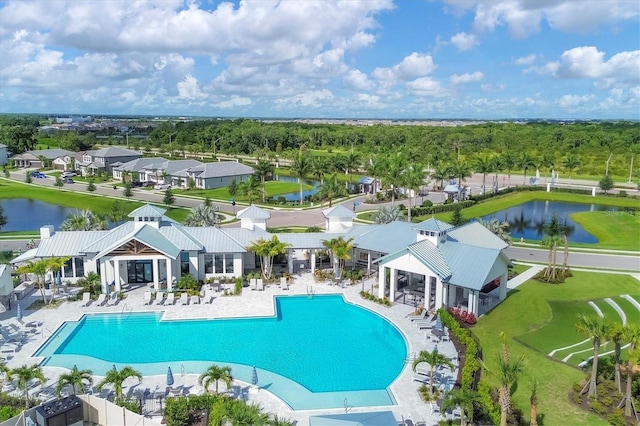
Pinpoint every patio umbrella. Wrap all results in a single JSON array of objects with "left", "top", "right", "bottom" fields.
[
  {"left": 251, "top": 366, "right": 258, "bottom": 387},
  {"left": 16, "top": 303, "right": 23, "bottom": 322},
  {"left": 434, "top": 314, "right": 443, "bottom": 331},
  {"left": 166, "top": 367, "right": 174, "bottom": 387}
]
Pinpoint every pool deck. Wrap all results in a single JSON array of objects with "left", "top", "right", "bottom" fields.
[{"left": 0, "top": 274, "right": 459, "bottom": 426}]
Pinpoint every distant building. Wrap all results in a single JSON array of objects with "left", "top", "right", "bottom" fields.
[
  {"left": 0, "top": 144, "right": 7, "bottom": 166},
  {"left": 75, "top": 147, "right": 143, "bottom": 176},
  {"left": 10, "top": 148, "right": 75, "bottom": 169}
]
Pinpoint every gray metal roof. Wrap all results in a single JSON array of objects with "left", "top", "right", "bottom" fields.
[
  {"left": 447, "top": 221, "right": 509, "bottom": 250},
  {"left": 37, "top": 231, "right": 110, "bottom": 257},
  {"left": 187, "top": 161, "right": 254, "bottom": 178},
  {"left": 276, "top": 232, "right": 345, "bottom": 249},
  {"left": 236, "top": 205, "right": 271, "bottom": 220},
  {"left": 92, "top": 224, "right": 181, "bottom": 259},
  {"left": 344, "top": 221, "right": 417, "bottom": 254},
  {"left": 408, "top": 239, "right": 452, "bottom": 279},
  {"left": 11, "top": 148, "right": 74, "bottom": 160},
  {"left": 323, "top": 204, "right": 356, "bottom": 218},
  {"left": 128, "top": 205, "right": 166, "bottom": 218},
  {"left": 92, "top": 147, "right": 142, "bottom": 158},
  {"left": 439, "top": 241, "right": 502, "bottom": 290},
  {"left": 10, "top": 249, "right": 38, "bottom": 264},
  {"left": 413, "top": 218, "right": 453, "bottom": 232},
  {"left": 443, "top": 184, "right": 460, "bottom": 193},
  {"left": 160, "top": 224, "right": 204, "bottom": 251},
  {"left": 185, "top": 227, "right": 249, "bottom": 253},
  {"left": 113, "top": 157, "right": 169, "bottom": 172},
  {"left": 220, "top": 228, "right": 269, "bottom": 249}
]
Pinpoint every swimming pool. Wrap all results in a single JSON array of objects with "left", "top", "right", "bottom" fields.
[{"left": 36, "top": 295, "right": 407, "bottom": 410}]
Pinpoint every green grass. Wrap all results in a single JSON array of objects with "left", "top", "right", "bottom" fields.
[
  {"left": 570, "top": 211, "right": 640, "bottom": 250},
  {"left": 616, "top": 297, "right": 640, "bottom": 323},
  {"left": 173, "top": 181, "right": 311, "bottom": 202},
  {"left": 473, "top": 271, "right": 640, "bottom": 426}
]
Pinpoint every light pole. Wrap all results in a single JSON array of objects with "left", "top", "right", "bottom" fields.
[
  {"left": 168, "top": 131, "right": 177, "bottom": 157},
  {"left": 605, "top": 153, "right": 613, "bottom": 176},
  {"left": 629, "top": 153, "right": 635, "bottom": 183},
  {"left": 212, "top": 137, "right": 222, "bottom": 158}
]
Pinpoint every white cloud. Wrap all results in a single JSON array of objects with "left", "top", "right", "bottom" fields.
[
  {"left": 480, "top": 84, "right": 506, "bottom": 93},
  {"left": 274, "top": 89, "right": 334, "bottom": 108},
  {"left": 557, "top": 94, "right": 596, "bottom": 108},
  {"left": 343, "top": 70, "right": 374, "bottom": 91},
  {"left": 450, "top": 72, "right": 484, "bottom": 85},
  {"left": 514, "top": 54, "right": 536, "bottom": 65},
  {"left": 450, "top": 32, "right": 478, "bottom": 51},
  {"left": 215, "top": 96, "right": 252, "bottom": 109},
  {"left": 372, "top": 52, "right": 436, "bottom": 83},
  {"left": 406, "top": 77, "right": 448, "bottom": 97}
]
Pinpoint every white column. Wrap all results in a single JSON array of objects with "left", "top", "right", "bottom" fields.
[
  {"left": 435, "top": 278, "right": 444, "bottom": 310},
  {"left": 441, "top": 284, "right": 448, "bottom": 310},
  {"left": 288, "top": 251, "right": 294, "bottom": 274},
  {"left": 366, "top": 252, "right": 371, "bottom": 275},
  {"left": 310, "top": 251, "right": 316, "bottom": 274},
  {"left": 99, "top": 259, "right": 108, "bottom": 293},
  {"left": 378, "top": 266, "right": 386, "bottom": 299},
  {"left": 472, "top": 290, "right": 480, "bottom": 316},
  {"left": 114, "top": 260, "right": 121, "bottom": 292},
  {"left": 467, "top": 291, "right": 475, "bottom": 313},
  {"left": 152, "top": 259, "right": 159, "bottom": 290},
  {"left": 389, "top": 268, "right": 397, "bottom": 302},
  {"left": 448, "top": 284, "right": 457, "bottom": 306},
  {"left": 167, "top": 259, "right": 173, "bottom": 291},
  {"left": 499, "top": 272, "right": 508, "bottom": 300}
]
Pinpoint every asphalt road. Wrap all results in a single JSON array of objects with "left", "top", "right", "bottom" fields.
[{"left": 505, "top": 247, "right": 640, "bottom": 271}]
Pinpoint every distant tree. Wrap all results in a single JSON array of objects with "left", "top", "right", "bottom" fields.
[
  {"left": 373, "top": 205, "right": 406, "bottom": 224},
  {"left": 187, "top": 177, "right": 196, "bottom": 191},
  {"left": 184, "top": 204, "right": 221, "bottom": 227},
  {"left": 204, "top": 196, "right": 212, "bottom": 207},
  {"left": 254, "top": 158, "right": 275, "bottom": 203},
  {"left": 54, "top": 176, "right": 63, "bottom": 189},
  {"left": 123, "top": 183, "right": 133, "bottom": 200},
  {"left": 401, "top": 163, "right": 426, "bottom": 221},
  {"left": 344, "top": 151, "right": 361, "bottom": 184},
  {"left": 479, "top": 218, "right": 512, "bottom": 244},
  {"left": 518, "top": 152, "right": 537, "bottom": 185},
  {"left": 474, "top": 155, "right": 493, "bottom": 194},
  {"left": 163, "top": 188, "right": 175, "bottom": 207},
  {"left": 109, "top": 200, "right": 127, "bottom": 225},
  {"left": 291, "top": 146, "right": 313, "bottom": 205},
  {"left": 599, "top": 174, "right": 614, "bottom": 193},
  {"left": 25, "top": 173, "right": 32, "bottom": 184},
  {"left": 61, "top": 209, "right": 108, "bottom": 231},
  {"left": 562, "top": 153, "right": 581, "bottom": 186},
  {"left": 228, "top": 179, "right": 238, "bottom": 198},
  {"left": 87, "top": 180, "right": 96, "bottom": 192},
  {"left": 0, "top": 203, "right": 7, "bottom": 231},
  {"left": 450, "top": 204, "right": 465, "bottom": 226},
  {"left": 238, "top": 175, "right": 262, "bottom": 205},
  {"left": 4, "top": 167, "right": 10, "bottom": 178},
  {"left": 315, "top": 174, "right": 347, "bottom": 207},
  {"left": 248, "top": 236, "right": 291, "bottom": 280}
]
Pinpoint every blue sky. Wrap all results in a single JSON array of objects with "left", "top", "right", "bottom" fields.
[{"left": 0, "top": 0, "right": 638, "bottom": 119}]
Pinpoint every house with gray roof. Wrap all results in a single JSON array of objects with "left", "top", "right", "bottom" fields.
[
  {"left": 76, "top": 147, "right": 142, "bottom": 176},
  {"left": 0, "top": 144, "right": 7, "bottom": 166},
  {"left": 184, "top": 161, "right": 254, "bottom": 190},
  {"left": 10, "top": 149, "right": 75, "bottom": 169},
  {"left": 10, "top": 205, "right": 509, "bottom": 317}
]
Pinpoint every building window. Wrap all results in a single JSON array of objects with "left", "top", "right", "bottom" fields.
[
  {"left": 63, "top": 259, "right": 73, "bottom": 278},
  {"left": 225, "top": 254, "right": 234, "bottom": 274},
  {"left": 204, "top": 255, "right": 213, "bottom": 274},
  {"left": 214, "top": 254, "right": 224, "bottom": 274},
  {"left": 180, "top": 252, "right": 190, "bottom": 275},
  {"left": 74, "top": 258, "right": 84, "bottom": 277}
]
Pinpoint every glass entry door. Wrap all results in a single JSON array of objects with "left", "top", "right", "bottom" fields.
[{"left": 127, "top": 260, "right": 153, "bottom": 283}]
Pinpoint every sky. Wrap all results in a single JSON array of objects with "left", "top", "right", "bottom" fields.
[{"left": 0, "top": 0, "right": 638, "bottom": 120}]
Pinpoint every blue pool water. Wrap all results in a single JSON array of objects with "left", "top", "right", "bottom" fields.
[{"left": 37, "top": 295, "right": 406, "bottom": 409}]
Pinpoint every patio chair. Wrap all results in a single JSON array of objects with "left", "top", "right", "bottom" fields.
[
  {"left": 408, "top": 309, "right": 428, "bottom": 321},
  {"left": 108, "top": 292, "right": 119, "bottom": 306},
  {"left": 165, "top": 293, "right": 175, "bottom": 305},
  {"left": 257, "top": 279, "right": 264, "bottom": 291},
  {"left": 280, "top": 277, "right": 288, "bottom": 290},
  {"left": 143, "top": 291, "right": 152, "bottom": 305},
  {"left": 190, "top": 295, "right": 200, "bottom": 305},
  {"left": 250, "top": 278, "right": 257, "bottom": 290},
  {"left": 179, "top": 293, "right": 188, "bottom": 305},
  {"left": 412, "top": 373, "right": 431, "bottom": 384},
  {"left": 155, "top": 291, "right": 165, "bottom": 305},
  {"left": 203, "top": 289, "right": 213, "bottom": 304},
  {"left": 95, "top": 293, "right": 107, "bottom": 306},
  {"left": 80, "top": 292, "right": 91, "bottom": 307}
]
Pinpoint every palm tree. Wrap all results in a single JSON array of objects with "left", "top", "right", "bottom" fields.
[
  {"left": 412, "top": 349, "right": 454, "bottom": 398},
  {"left": 17, "top": 259, "right": 50, "bottom": 304},
  {"left": 442, "top": 388, "right": 480, "bottom": 426},
  {"left": 315, "top": 174, "right": 347, "bottom": 207},
  {"left": 46, "top": 256, "right": 70, "bottom": 295},
  {"left": 448, "top": 159, "right": 472, "bottom": 200},
  {"left": 269, "top": 413, "right": 295, "bottom": 426},
  {"left": 401, "top": 164, "right": 426, "bottom": 221},
  {"left": 291, "top": 146, "right": 312, "bottom": 205},
  {"left": 184, "top": 203, "right": 221, "bottom": 227},
  {"left": 606, "top": 323, "right": 626, "bottom": 392},
  {"left": 321, "top": 237, "right": 355, "bottom": 280},
  {"left": 479, "top": 218, "right": 512, "bottom": 244},
  {"left": 490, "top": 155, "right": 505, "bottom": 191},
  {"left": 474, "top": 155, "right": 494, "bottom": 194},
  {"left": 248, "top": 236, "right": 291, "bottom": 280},
  {"left": 539, "top": 151, "right": 555, "bottom": 184},
  {"left": 518, "top": 152, "right": 537, "bottom": 185},
  {"left": 310, "top": 156, "right": 327, "bottom": 184},
  {"left": 575, "top": 314, "right": 610, "bottom": 399},
  {"left": 372, "top": 205, "right": 406, "bottom": 224},
  {"left": 501, "top": 152, "right": 517, "bottom": 186},
  {"left": 529, "top": 379, "right": 539, "bottom": 426},
  {"left": 619, "top": 324, "right": 640, "bottom": 418},
  {"left": 222, "top": 399, "right": 270, "bottom": 426},
  {"left": 385, "top": 153, "right": 406, "bottom": 205},
  {"left": 495, "top": 352, "right": 526, "bottom": 426},
  {"left": 198, "top": 364, "right": 232, "bottom": 394},
  {"left": 344, "top": 151, "right": 361, "bottom": 185},
  {"left": 562, "top": 153, "right": 582, "bottom": 186},
  {"left": 238, "top": 175, "right": 262, "bottom": 205},
  {"left": 96, "top": 366, "right": 142, "bottom": 401},
  {"left": 540, "top": 213, "right": 565, "bottom": 282},
  {"left": 7, "top": 364, "right": 46, "bottom": 408},
  {"left": 60, "top": 209, "right": 109, "bottom": 231},
  {"left": 254, "top": 158, "right": 274, "bottom": 203},
  {"left": 56, "top": 365, "right": 93, "bottom": 397},
  {"left": 429, "top": 163, "right": 448, "bottom": 192},
  {"left": 365, "top": 156, "right": 388, "bottom": 194}
]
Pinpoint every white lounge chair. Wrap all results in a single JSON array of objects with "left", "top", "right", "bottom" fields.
[
  {"left": 190, "top": 295, "right": 200, "bottom": 305},
  {"left": 280, "top": 277, "right": 288, "bottom": 290},
  {"left": 179, "top": 293, "right": 188, "bottom": 305},
  {"left": 107, "top": 292, "right": 119, "bottom": 306},
  {"left": 95, "top": 293, "right": 107, "bottom": 306},
  {"left": 143, "top": 291, "right": 152, "bottom": 305},
  {"left": 408, "top": 310, "right": 428, "bottom": 321},
  {"left": 80, "top": 292, "right": 91, "bottom": 307},
  {"left": 155, "top": 291, "right": 165, "bottom": 305},
  {"left": 165, "top": 293, "right": 175, "bottom": 305},
  {"left": 203, "top": 289, "right": 213, "bottom": 304},
  {"left": 257, "top": 279, "right": 264, "bottom": 291},
  {"left": 250, "top": 278, "right": 257, "bottom": 290}
]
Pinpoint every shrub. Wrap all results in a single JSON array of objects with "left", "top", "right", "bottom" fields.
[
  {"left": 177, "top": 274, "right": 200, "bottom": 291},
  {"left": 590, "top": 401, "right": 607, "bottom": 415},
  {"left": 234, "top": 278, "right": 243, "bottom": 295},
  {"left": 422, "top": 199, "right": 433, "bottom": 207},
  {"left": 0, "top": 406, "right": 21, "bottom": 422},
  {"left": 607, "top": 408, "right": 626, "bottom": 426},
  {"left": 618, "top": 190, "right": 628, "bottom": 198}
]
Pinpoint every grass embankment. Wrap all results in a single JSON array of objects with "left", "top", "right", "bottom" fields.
[
  {"left": 473, "top": 271, "right": 640, "bottom": 426},
  {"left": 570, "top": 211, "right": 640, "bottom": 250},
  {"left": 0, "top": 180, "right": 188, "bottom": 226},
  {"left": 173, "top": 181, "right": 310, "bottom": 202}
]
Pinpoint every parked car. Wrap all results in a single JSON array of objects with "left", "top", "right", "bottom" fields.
[
  {"left": 131, "top": 181, "right": 143, "bottom": 188},
  {"left": 31, "top": 171, "right": 46, "bottom": 178},
  {"left": 61, "top": 171, "right": 77, "bottom": 178},
  {"left": 154, "top": 183, "right": 171, "bottom": 190},
  {"left": 62, "top": 177, "right": 74, "bottom": 184}
]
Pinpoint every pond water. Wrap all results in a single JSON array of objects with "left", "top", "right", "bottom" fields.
[
  {"left": 482, "top": 200, "right": 620, "bottom": 243},
  {"left": 0, "top": 199, "right": 72, "bottom": 232},
  {"left": 274, "top": 175, "right": 320, "bottom": 201}
]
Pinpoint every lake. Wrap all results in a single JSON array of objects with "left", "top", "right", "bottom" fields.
[
  {"left": 1, "top": 199, "right": 72, "bottom": 232},
  {"left": 482, "top": 200, "right": 620, "bottom": 243},
  {"left": 274, "top": 175, "right": 320, "bottom": 201}
]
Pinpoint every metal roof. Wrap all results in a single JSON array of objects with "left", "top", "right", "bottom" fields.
[
  {"left": 128, "top": 205, "right": 167, "bottom": 218},
  {"left": 93, "top": 224, "right": 181, "bottom": 259},
  {"left": 113, "top": 157, "right": 169, "bottom": 172},
  {"left": 413, "top": 218, "right": 454, "bottom": 232},
  {"left": 160, "top": 224, "right": 204, "bottom": 251},
  {"left": 187, "top": 161, "right": 254, "bottom": 178},
  {"left": 276, "top": 232, "right": 346, "bottom": 249},
  {"left": 185, "top": 227, "right": 249, "bottom": 252},
  {"left": 408, "top": 239, "right": 452, "bottom": 279},
  {"left": 443, "top": 184, "right": 460, "bottom": 193},
  {"left": 344, "top": 221, "right": 417, "bottom": 254},
  {"left": 447, "top": 221, "right": 509, "bottom": 250},
  {"left": 37, "top": 231, "right": 110, "bottom": 257},
  {"left": 323, "top": 204, "right": 356, "bottom": 218},
  {"left": 92, "top": 147, "right": 142, "bottom": 158},
  {"left": 236, "top": 205, "right": 271, "bottom": 220},
  {"left": 439, "top": 241, "right": 502, "bottom": 290},
  {"left": 10, "top": 249, "right": 38, "bottom": 264}
]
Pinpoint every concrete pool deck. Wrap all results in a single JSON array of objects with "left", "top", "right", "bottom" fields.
[{"left": 0, "top": 273, "right": 459, "bottom": 426}]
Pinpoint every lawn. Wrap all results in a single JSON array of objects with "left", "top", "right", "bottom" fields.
[
  {"left": 570, "top": 211, "right": 640, "bottom": 250},
  {"left": 173, "top": 180, "right": 311, "bottom": 202},
  {"left": 473, "top": 271, "right": 640, "bottom": 426}
]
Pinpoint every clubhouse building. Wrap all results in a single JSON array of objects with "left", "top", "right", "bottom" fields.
[{"left": 11, "top": 204, "right": 510, "bottom": 317}]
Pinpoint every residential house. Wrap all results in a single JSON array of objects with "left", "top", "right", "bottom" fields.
[
  {"left": 10, "top": 148, "right": 75, "bottom": 169},
  {"left": 0, "top": 144, "right": 7, "bottom": 166},
  {"left": 183, "top": 161, "right": 254, "bottom": 190},
  {"left": 76, "top": 147, "right": 142, "bottom": 176}
]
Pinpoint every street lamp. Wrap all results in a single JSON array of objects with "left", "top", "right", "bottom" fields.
[
  {"left": 629, "top": 152, "right": 635, "bottom": 183},
  {"left": 605, "top": 153, "right": 613, "bottom": 176},
  {"left": 212, "top": 137, "right": 222, "bottom": 158},
  {"left": 168, "top": 131, "right": 178, "bottom": 157}
]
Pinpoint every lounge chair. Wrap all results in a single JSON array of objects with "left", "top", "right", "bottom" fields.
[
  {"left": 408, "top": 309, "right": 428, "bottom": 321},
  {"left": 203, "top": 289, "right": 213, "bottom": 304},
  {"left": 257, "top": 279, "right": 264, "bottom": 291},
  {"left": 412, "top": 373, "right": 431, "bottom": 384},
  {"left": 143, "top": 291, "right": 152, "bottom": 305},
  {"left": 155, "top": 291, "right": 165, "bottom": 305},
  {"left": 80, "top": 292, "right": 91, "bottom": 307},
  {"left": 165, "top": 293, "right": 175, "bottom": 305},
  {"left": 280, "top": 277, "right": 288, "bottom": 290},
  {"left": 250, "top": 278, "right": 257, "bottom": 290},
  {"left": 95, "top": 293, "right": 107, "bottom": 306},
  {"left": 179, "top": 293, "right": 188, "bottom": 305},
  {"left": 190, "top": 295, "right": 200, "bottom": 305},
  {"left": 108, "top": 292, "right": 119, "bottom": 306}
]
